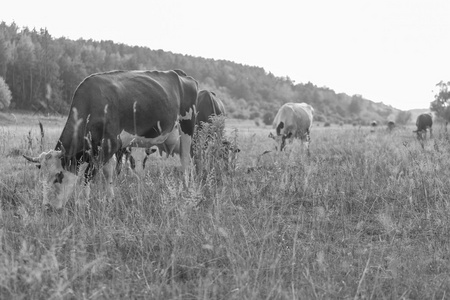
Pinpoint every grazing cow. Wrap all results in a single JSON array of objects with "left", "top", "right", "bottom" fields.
[
  {"left": 117, "top": 90, "right": 229, "bottom": 173},
  {"left": 23, "top": 70, "right": 198, "bottom": 210},
  {"left": 414, "top": 113, "right": 433, "bottom": 139},
  {"left": 387, "top": 121, "right": 395, "bottom": 131},
  {"left": 370, "top": 120, "right": 378, "bottom": 132},
  {"left": 269, "top": 102, "right": 314, "bottom": 151},
  {"left": 155, "top": 89, "right": 226, "bottom": 158},
  {"left": 196, "top": 90, "right": 225, "bottom": 127}
]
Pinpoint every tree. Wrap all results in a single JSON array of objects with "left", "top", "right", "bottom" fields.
[
  {"left": 12, "top": 34, "right": 36, "bottom": 108},
  {"left": 430, "top": 81, "right": 450, "bottom": 124},
  {"left": 0, "top": 76, "right": 12, "bottom": 109},
  {"left": 0, "top": 31, "right": 12, "bottom": 78},
  {"left": 348, "top": 95, "right": 362, "bottom": 114}
]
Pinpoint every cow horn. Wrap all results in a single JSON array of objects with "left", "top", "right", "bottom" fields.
[{"left": 23, "top": 154, "right": 40, "bottom": 163}]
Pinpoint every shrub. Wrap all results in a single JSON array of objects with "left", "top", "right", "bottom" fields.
[{"left": 262, "top": 111, "right": 273, "bottom": 125}]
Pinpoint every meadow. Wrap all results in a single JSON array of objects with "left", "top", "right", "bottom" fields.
[{"left": 1, "top": 112, "right": 450, "bottom": 299}]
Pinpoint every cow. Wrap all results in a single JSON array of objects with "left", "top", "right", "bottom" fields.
[
  {"left": 196, "top": 90, "right": 226, "bottom": 127},
  {"left": 269, "top": 102, "right": 314, "bottom": 152},
  {"left": 118, "top": 90, "right": 231, "bottom": 174},
  {"left": 414, "top": 113, "right": 433, "bottom": 139},
  {"left": 154, "top": 89, "right": 226, "bottom": 157},
  {"left": 370, "top": 120, "right": 378, "bottom": 132},
  {"left": 122, "top": 89, "right": 233, "bottom": 173},
  {"left": 387, "top": 121, "right": 395, "bottom": 131},
  {"left": 23, "top": 69, "right": 198, "bottom": 210}
]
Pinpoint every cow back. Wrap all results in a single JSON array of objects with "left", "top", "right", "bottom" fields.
[
  {"left": 57, "top": 70, "right": 198, "bottom": 166},
  {"left": 196, "top": 90, "right": 225, "bottom": 126},
  {"left": 273, "top": 102, "right": 313, "bottom": 138},
  {"left": 416, "top": 113, "right": 433, "bottom": 131}
]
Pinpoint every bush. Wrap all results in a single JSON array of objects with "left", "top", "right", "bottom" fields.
[
  {"left": 249, "top": 111, "right": 260, "bottom": 120},
  {"left": 0, "top": 77, "right": 12, "bottom": 110},
  {"left": 262, "top": 111, "right": 273, "bottom": 125},
  {"left": 233, "top": 113, "right": 247, "bottom": 120}
]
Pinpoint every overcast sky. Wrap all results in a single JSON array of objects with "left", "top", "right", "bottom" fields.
[{"left": 3, "top": 0, "right": 450, "bottom": 110}]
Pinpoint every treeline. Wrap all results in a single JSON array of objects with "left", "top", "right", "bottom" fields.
[{"left": 0, "top": 21, "right": 400, "bottom": 125}]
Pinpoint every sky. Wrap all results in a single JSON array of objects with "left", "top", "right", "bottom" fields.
[{"left": 3, "top": 0, "right": 450, "bottom": 110}]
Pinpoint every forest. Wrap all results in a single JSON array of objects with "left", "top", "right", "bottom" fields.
[{"left": 0, "top": 21, "right": 405, "bottom": 125}]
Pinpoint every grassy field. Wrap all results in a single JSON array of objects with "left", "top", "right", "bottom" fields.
[{"left": 1, "top": 112, "right": 450, "bottom": 299}]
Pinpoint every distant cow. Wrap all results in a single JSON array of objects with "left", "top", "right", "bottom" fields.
[
  {"left": 387, "top": 121, "right": 395, "bottom": 131},
  {"left": 269, "top": 102, "right": 314, "bottom": 151},
  {"left": 23, "top": 70, "right": 198, "bottom": 210},
  {"left": 414, "top": 113, "right": 433, "bottom": 139},
  {"left": 370, "top": 120, "right": 378, "bottom": 132}
]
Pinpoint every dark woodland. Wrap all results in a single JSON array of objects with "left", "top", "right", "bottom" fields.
[{"left": 0, "top": 21, "right": 403, "bottom": 125}]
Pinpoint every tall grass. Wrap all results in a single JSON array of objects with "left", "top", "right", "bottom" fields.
[{"left": 1, "top": 115, "right": 450, "bottom": 299}]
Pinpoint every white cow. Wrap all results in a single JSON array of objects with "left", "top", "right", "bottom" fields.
[{"left": 269, "top": 102, "right": 314, "bottom": 152}]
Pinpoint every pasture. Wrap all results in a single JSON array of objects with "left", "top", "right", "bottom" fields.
[{"left": 1, "top": 113, "right": 450, "bottom": 299}]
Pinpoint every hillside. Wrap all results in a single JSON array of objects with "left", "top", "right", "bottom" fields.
[{"left": 0, "top": 21, "right": 407, "bottom": 125}]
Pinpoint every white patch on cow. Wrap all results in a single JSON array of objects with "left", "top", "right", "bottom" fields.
[
  {"left": 157, "top": 121, "right": 162, "bottom": 134},
  {"left": 29, "top": 150, "right": 77, "bottom": 209},
  {"left": 102, "top": 156, "right": 116, "bottom": 200},
  {"left": 122, "top": 147, "right": 153, "bottom": 176},
  {"left": 119, "top": 129, "right": 171, "bottom": 148},
  {"left": 179, "top": 106, "right": 196, "bottom": 121},
  {"left": 162, "top": 123, "right": 180, "bottom": 157},
  {"left": 26, "top": 150, "right": 116, "bottom": 210},
  {"left": 42, "top": 170, "right": 78, "bottom": 210}
]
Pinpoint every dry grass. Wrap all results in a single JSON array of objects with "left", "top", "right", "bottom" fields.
[{"left": 1, "top": 113, "right": 450, "bottom": 299}]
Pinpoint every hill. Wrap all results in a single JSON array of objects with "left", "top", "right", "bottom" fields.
[{"left": 0, "top": 21, "right": 407, "bottom": 125}]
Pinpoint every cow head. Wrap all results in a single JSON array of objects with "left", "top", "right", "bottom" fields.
[
  {"left": 413, "top": 129, "right": 426, "bottom": 140},
  {"left": 24, "top": 150, "right": 79, "bottom": 211},
  {"left": 268, "top": 131, "right": 291, "bottom": 151}
]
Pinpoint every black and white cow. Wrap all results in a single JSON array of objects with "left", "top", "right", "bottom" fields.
[
  {"left": 24, "top": 69, "right": 198, "bottom": 210},
  {"left": 414, "top": 113, "right": 433, "bottom": 139}
]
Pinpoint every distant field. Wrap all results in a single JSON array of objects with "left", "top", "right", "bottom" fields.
[{"left": 1, "top": 112, "right": 449, "bottom": 299}]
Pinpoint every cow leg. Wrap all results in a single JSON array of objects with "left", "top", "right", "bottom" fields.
[
  {"left": 102, "top": 156, "right": 116, "bottom": 200},
  {"left": 99, "top": 132, "right": 121, "bottom": 199},
  {"left": 179, "top": 113, "right": 195, "bottom": 172},
  {"left": 75, "top": 162, "right": 91, "bottom": 206},
  {"left": 306, "top": 130, "right": 311, "bottom": 156},
  {"left": 429, "top": 127, "right": 433, "bottom": 139},
  {"left": 179, "top": 132, "right": 192, "bottom": 171}
]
